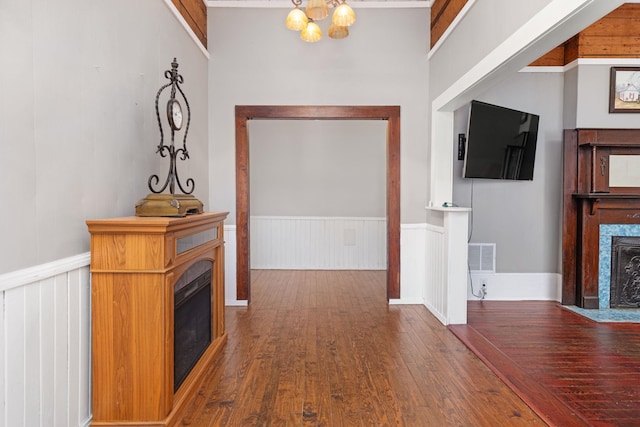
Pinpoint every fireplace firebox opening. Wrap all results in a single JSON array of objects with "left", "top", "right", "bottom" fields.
[
  {"left": 174, "top": 260, "right": 213, "bottom": 391},
  {"left": 610, "top": 236, "right": 640, "bottom": 309}
]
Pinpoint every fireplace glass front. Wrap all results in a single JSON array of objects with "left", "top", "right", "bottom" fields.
[{"left": 174, "top": 260, "right": 213, "bottom": 391}]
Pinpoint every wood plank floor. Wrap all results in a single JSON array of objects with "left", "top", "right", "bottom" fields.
[
  {"left": 450, "top": 301, "right": 640, "bottom": 427},
  {"left": 177, "top": 270, "right": 545, "bottom": 426}
]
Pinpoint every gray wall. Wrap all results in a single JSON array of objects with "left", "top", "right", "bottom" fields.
[
  {"left": 575, "top": 63, "right": 640, "bottom": 128},
  {"left": 250, "top": 120, "right": 387, "bottom": 217},
  {"left": 452, "top": 71, "right": 564, "bottom": 273},
  {"left": 563, "top": 66, "right": 579, "bottom": 129},
  {"left": 0, "top": 0, "right": 210, "bottom": 274},
  {"left": 208, "top": 8, "right": 430, "bottom": 224},
  {"left": 452, "top": 63, "right": 640, "bottom": 275},
  {"left": 563, "top": 63, "right": 640, "bottom": 129}
]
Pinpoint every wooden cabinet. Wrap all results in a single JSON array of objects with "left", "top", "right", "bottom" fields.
[{"left": 86, "top": 212, "right": 228, "bottom": 426}]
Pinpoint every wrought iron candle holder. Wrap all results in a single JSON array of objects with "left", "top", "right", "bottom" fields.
[{"left": 135, "top": 58, "right": 203, "bottom": 217}]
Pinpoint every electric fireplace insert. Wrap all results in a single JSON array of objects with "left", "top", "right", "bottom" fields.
[{"left": 174, "top": 259, "right": 213, "bottom": 391}]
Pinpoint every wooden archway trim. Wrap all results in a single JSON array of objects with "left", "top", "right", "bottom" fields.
[{"left": 235, "top": 105, "right": 401, "bottom": 301}]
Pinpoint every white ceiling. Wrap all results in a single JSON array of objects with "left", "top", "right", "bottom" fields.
[{"left": 205, "top": 0, "right": 431, "bottom": 8}]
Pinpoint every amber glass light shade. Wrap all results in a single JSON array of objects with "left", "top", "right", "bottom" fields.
[
  {"left": 306, "top": 0, "right": 329, "bottom": 21},
  {"left": 332, "top": 3, "right": 355, "bottom": 27},
  {"left": 328, "top": 24, "right": 348, "bottom": 39},
  {"left": 286, "top": 7, "right": 308, "bottom": 31},
  {"left": 301, "top": 21, "right": 322, "bottom": 42}
]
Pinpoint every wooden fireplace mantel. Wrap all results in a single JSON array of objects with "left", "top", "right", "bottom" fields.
[
  {"left": 86, "top": 212, "right": 228, "bottom": 426},
  {"left": 574, "top": 193, "right": 640, "bottom": 215},
  {"left": 563, "top": 129, "right": 640, "bottom": 308}
]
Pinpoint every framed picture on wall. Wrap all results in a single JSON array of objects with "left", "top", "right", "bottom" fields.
[{"left": 609, "top": 67, "right": 640, "bottom": 113}]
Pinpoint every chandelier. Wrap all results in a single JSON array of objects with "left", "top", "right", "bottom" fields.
[{"left": 285, "top": 0, "right": 356, "bottom": 42}]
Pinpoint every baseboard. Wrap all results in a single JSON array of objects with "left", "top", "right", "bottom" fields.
[
  {"left": 389, "top": 297, "right": 425, "bottom": 305},
  {"left": 225, "top": 300, "right": 248, "bottom": 307},
  {"left": 468, "top": 272, "right": 562, "bottom": 301}
]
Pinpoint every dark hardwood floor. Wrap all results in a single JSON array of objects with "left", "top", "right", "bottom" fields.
[
  {"left": 177, "top": 270, "right": 544, "bottom": 426},
  {"left": 450, "top": 301, "right": 640, "bottom": 427}
]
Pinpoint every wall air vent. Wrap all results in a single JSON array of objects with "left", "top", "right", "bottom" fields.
[{"left": 468, "top": 243, "right": 496, "bottom": 273}]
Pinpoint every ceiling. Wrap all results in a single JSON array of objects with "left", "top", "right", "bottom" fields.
[{"left": 205, "top": 0, "right": 432, "bottom": 8}]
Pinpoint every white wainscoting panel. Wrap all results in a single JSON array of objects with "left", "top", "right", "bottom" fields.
[
  {"left": 0, "top": 254, "right": 92, "bottom": 427},
  {"left": 425, "top": 207, "right": 471, "bottom": 325},
  {"left": 391, "top": 224, "right": 427, "bottom": 305},
  {"left": 425, "top": 224, "right": 446, "bottom": 324},
  {"left": 250, "top": 216, "right": 387, "bottom": 270},
  {"left": 223, "top": 225, "right": 247, "bottom": 306}
]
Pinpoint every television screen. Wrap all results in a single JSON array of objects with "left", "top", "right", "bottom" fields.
[{"left": 463, "top": 100, "right": 539, "bottom": 180}]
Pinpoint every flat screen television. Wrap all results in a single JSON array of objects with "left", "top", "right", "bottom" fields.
[{"left": 463, "top": 100, "right": 539, "bottom": 180}]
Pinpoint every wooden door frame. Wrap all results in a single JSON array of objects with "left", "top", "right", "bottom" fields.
[{"left": 235, "top": 105, "right": 400, "bottom": 302}]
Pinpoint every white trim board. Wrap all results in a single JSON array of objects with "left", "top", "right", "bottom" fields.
[
  {"left": 521, "top": 58, "right": 640, "bottom": 73},
  {"left": 0, "top": 253, "right": 91, "bottom": 292}
]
